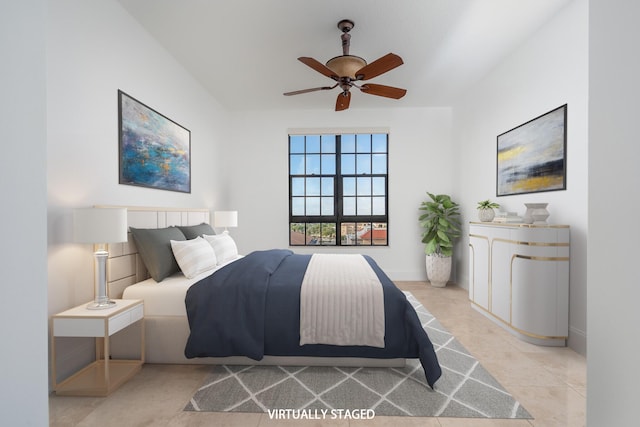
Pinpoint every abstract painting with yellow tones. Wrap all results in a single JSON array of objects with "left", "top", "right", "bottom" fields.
[
  {"left": 497, "top": 104, "right": 566, "bottom": 196},
  {"left": 118, "top": 90, "right": 191, "bottom": 193}
]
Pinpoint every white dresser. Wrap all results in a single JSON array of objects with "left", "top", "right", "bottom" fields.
[{"left": 468, "top": 222, "right": 569, "bottom": 346}]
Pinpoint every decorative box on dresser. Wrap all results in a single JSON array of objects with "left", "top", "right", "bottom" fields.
[{"left": 468, "top": 222, "right": 569, "bottom": 346}]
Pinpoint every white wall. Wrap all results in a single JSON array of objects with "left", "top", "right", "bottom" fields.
[
  {"left": 223, "top": 107, "right": 453, "bottom": 280},
  {"left": 46, "top": 0, "right": 228, "bottom": 383},
  {"left": 451, "top": 0, "right": 588, "bottom": 353},
  {"left": 588, "top": 0, "right": 640, "bottom": 424},
  {"left": 0, "top": 0, "right": 49, "bottom": 424}
]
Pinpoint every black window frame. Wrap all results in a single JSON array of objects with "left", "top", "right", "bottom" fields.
[{"left": 288, "top": 132, "right": 389, "bottom": 246}]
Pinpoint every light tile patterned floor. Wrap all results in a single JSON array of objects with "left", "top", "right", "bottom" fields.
[{"left": 49, "top": 282, "right": 586, "bottom": 426}]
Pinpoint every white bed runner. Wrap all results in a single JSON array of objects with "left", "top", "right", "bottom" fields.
[{"left": 299, "top": 254, "right": 385, "bottom": 348}]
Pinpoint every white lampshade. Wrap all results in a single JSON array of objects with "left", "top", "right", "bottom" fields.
[
  {"left": 74, "top": 207, "right": 128, "bottom": 244},
  {"left": 73, "top": 207, "right": 127, "bottom": 310},
  {"left": 214, "top": 211, "right": 238, "bottom": 229}
]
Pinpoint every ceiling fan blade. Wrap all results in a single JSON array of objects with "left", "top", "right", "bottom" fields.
[
  {"left": 298, "top": 57, "right": 339, "bottom": 80},
  {"left": 284, "top": 84, "right": 338, "bottom": 96},
  {"left": 335, "top": 91, "right": 351, "bottom": 111},
  {"left": 360, "top": 83, "right": 407, "bottom": 99},
  {"left": 355, "top": 53, "right": 404, "bottom": 80}
]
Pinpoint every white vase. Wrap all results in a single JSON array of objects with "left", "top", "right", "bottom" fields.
[
  {"left": 425, "top": 255, "right": 452, "bottom": 288},
  {"left": 532, "top": 203, "right": 550, "bottom": 224},
  {"left": 523, "top": 203, "right": 549, "bottom": 224},
  {"left": 478, "top": 208, "right": 495, "bottom": 222}
]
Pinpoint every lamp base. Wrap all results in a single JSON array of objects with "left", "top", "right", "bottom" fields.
[
  {"left": 86, "top": 299, "right": 117, "bottom": 310},
  {"left": 88, "top": 250, "right": 116, "bottom": 310}
]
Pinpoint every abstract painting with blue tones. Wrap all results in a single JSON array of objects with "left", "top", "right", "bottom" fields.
[
  {"left": 118, "top": 90, "right": 191, "bottom": 193},
  {"left": 497, "top": 104, "right": 566, "bottom": 196}
]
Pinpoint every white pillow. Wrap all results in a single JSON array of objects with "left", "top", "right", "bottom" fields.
[
  {"left": 170, "top": 237, "right": 217, "bottom": 279},
  {"left": 203, "top": 232, "right": 238, "bottom": 265}
]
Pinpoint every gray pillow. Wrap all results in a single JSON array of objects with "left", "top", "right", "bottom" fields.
[
  {"left": 177, "top": 223, "right": 215, "bottom": 240},
  {"left": 130, "top": 226, "right": 186, "bottom": 282}
]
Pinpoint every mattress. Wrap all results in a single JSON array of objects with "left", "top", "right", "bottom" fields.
[{"left": 122, "top": 256, "right": 242, "bottom": 316}]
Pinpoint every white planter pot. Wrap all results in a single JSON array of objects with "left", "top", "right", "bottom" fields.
[
  {"left": 425, "top": 255, "right": 452, "bottom": 288},
  {"left": 478, "top": 208, "right": 495, "bottom": 222}
]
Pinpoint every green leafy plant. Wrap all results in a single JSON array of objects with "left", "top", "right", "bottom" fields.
[
  {"left": 419, "top": 192, "right": 461, "bottom": 257},
  {"left": 477, "top": 199, "right": 500, "bottom": 210}
]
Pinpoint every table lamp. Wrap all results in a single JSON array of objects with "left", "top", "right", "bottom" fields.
[
  {"left": 214, "top": 210, "right": 238, "bottom": 233},
  {"left": 74, "top": 207, "right": 128, "bottom": 309}
]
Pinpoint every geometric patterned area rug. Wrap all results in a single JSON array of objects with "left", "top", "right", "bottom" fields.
[{"left": 184, "top": 292, "right": 532, "bottom": 419}]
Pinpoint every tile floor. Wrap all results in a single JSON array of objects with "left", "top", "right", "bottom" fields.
[{"left": 49, "top": 282, "right": 586, "bottom": 426}]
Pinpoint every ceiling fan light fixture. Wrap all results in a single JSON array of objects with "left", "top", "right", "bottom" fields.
[{"left": 325, "top": 55, "right": 367, "bottom": 79}]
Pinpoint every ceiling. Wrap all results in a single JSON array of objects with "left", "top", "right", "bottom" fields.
[{"left": 117, "top": 0, "right": 572, "bottom": 111}]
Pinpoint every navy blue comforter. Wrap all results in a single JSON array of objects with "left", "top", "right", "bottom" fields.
[{"left": 184, "top": 249, "right": 442, "bottom": 387}]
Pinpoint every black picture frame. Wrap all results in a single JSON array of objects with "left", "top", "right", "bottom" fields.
[
  {"left": 118, "top": 90, "right": 191, "bottom": 193},
  {"left": 496, "top": 104, "right": 567, "bottom": 197}
]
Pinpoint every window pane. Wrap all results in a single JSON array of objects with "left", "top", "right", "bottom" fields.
[
  {"left": 306, "top": 135, "right": 320, "bottom": 153},
  {"left": 341, "top": 154, "right": 355, "bottom": 175},
  {"left": 290, "top": 136, "right": 305, "bottom": 153},
  {"left": 372, "top": 177, "right": 385, "bottom": 195},
  {"left": 343, "top": 197, "right": 356, "bottom": 215},
  {"left": 341, "top": 222, "right": 357, "bottom": 245},
  {"left": 291, "top": 177, "right": 305, "bottom": 196},
  {"left": 306, "top": 154, "right": 320, "bottom": 175},
  {"left": 290, "top": 223, "right": 306, "bottom": 245},
  {"left": 341, "top": 134, "right": 356, "bottom": 152},
  {"left": 372, "top": 134, "right": 387, "bottom": 152},
  {"left": 321, "top": 154, "right": 335, "bottom": 174},
  {"left": 373, "top": 197, "right": 386, "bottom": 215},
  {"left": 372, "top": 223, "right": 388, "bottom": 245},
  {"left": 306, "top": 223, "right": 321, "bottom": 245},
  {"left": 357, "top": 197, "right": 371, "bottom": 215},
  {"left": 321, "top": 177, "right": 334, "bottom": 196},
  {"left": 356, "top": 154, "right": 371, "bottom": 174},
  {"left": 321, "top": 197, "right": 334, "bottom": 215},
  {"left": 343, "top": 177, "right": 355, "bottom": 196},
  {"left": 356, "top": 134, "right": 371, "bottom": 153},
  {"left": 357, "top": 223, "right": 372, "bottom": 245},
  {"left": 306, "top": 197, "right": 320, "bottom": 215},
  {"left": 372, "top": 154, "right": 387, "bottom": 174},
  {"left": 306, "top": 177, "right": 320, "bottom": 195},
  {"left": 321, "top": 135, "right": 336, "bottom": 153},
  {"left": 320, "top": 223, "right": 337, "bottom": 245},
  {"left": 290, "top": 154, "right": 305, "bottom": 174},
  {"left": 292, "top": 197, "right": 305, "bottom": 215},
  {"left": 357, "top": 177, "right": 371, "bottom": 195}
]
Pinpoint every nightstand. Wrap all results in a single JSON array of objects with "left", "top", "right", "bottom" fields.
[{"left": 52, "top": 299, "right": 145, "bottom": 396}]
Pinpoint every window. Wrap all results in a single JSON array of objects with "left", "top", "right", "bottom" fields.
[{"left": 289, "top": 132, "right": 388, "bottom": 246}]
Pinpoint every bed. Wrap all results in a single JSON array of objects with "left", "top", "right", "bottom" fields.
[{"left": 107, "top": 206, "right": 441, "bottom": 388}]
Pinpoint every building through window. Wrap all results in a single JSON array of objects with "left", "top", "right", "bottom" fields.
[{"left": 289, "top": 132, "right": 388, "bottom": 246}]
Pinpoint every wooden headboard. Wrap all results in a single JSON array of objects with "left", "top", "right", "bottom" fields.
[{"left": 101, "top": 206, "right": 211, "bottom": 299}]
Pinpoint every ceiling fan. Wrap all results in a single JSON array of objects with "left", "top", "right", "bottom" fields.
[{"left": 283, "top": 19, "right": 407, "bottom": 111}]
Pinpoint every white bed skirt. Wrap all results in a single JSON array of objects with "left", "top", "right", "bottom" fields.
[{"left": 111, "top": 315, "right": 405, "bottom": 368}]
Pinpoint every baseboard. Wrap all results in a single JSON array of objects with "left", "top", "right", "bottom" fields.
[{"left": 568, "top": 325, "right": 587, "bottom": 356}]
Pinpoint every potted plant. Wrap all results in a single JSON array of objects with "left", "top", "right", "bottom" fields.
[
  {"left": 476, "top": 199, "right": 500, "bottom": 222},
  {"left": 419, "top": 192, "right": 461, "bottom": 287}
]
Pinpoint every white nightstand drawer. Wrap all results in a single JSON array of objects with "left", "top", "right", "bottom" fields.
[
  {"left": 53, "top": 300, "right": 144, "bottom": 338},
  {"left": 109, "top": 303, "right": 143, "bottom": 335},
  {"left": 54, "top": 317, "right": 104, "bottom": 337}
]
